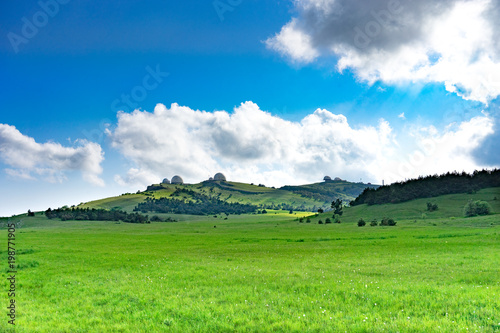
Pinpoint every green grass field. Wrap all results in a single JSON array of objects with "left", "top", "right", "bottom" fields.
[{"left": 1, "top": 189, "right": 499, "bottom": 332}]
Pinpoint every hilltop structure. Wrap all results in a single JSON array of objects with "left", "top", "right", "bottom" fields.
[
  {"left": 323, "top": 176, "right": 332, "bottom": 182},
  {"left": 214, "top": 173, "right": 227, "bottom": 181},
  {"left": 171, "top": 175, "right": 184, "bottom": 185},
  {"left": 161, "top": 178, "right": 170, "bottom": 184}
]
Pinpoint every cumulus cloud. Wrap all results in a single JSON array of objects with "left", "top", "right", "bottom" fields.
[
  {"left": 266, "top": 0, "right": 500, "bottom": 104},
  {"left": 0, "top": 124, "right": 105, "bottom": 186},
  {"left": 108, "top": 102, "right": 493, "bottom": 187}
]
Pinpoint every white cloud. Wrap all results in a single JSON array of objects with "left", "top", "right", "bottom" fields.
[
  {"left": 108, "top": 102, "right": 493, "bottom": 187},
  {"left": 265, "top": 18, "right": 320, "bottom": 63},
  {"left": 266, "top": 0, "right": 500, "bottom": 104},
  {"left": 398, "top": 112, "right": 405, "bottom": 119},
  {"left": 0, "top": 124, "right": 105, "bottom": 186}
]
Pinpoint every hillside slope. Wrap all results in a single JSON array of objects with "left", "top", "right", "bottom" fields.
[
  {"left": 311, "top": 187, "right": 500, "bottom": 224},
  {"left": 79, "top": 180, "right": 378, "bottom": 213}
]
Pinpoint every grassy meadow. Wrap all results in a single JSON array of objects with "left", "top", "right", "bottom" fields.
[{"left": 1, "top": 189, "right": 500, "bottom": 332}]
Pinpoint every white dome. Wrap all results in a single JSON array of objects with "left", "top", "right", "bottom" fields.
[
  {"left": 162, "top": 178, "right": 170, "bottom": 184},
  {"left": 214, "top": 173, "right": 226, "bottom": 181},
  {"left": 171, "top": 175, "right": 184, "bottom": 184}
]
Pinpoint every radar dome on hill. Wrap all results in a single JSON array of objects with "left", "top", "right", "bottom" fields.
[
  {"left": 162, "top": 178, "right": 170, "bottom": 184},
  {"left": 323, "top": 176, "right": 332, "bottom": 182},
  {"left": 214, "top": 173, "right": 227, "bottom": 181},
  {"left": 334, "top": 177, "right": 342, "bottom": 181},
  {"left": 171, "top": 175, "right": 184, "bottom": 184}
]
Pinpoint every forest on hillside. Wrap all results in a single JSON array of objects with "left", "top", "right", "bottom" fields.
[
  {"left": 134, "top": 188, "right": 258, "bottom": 215},
  {"left": 350, "top": 169, "right": 500, "bottom": 206}
]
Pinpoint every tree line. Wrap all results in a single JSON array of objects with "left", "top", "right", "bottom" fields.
[
  {"left": 45, "top": 207, "right": 150, "bottom": 223},
  {"left": 350, "top": 169, "right": 500, "bottom": 206}
]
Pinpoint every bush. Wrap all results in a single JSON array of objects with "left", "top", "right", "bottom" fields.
[
  {"left": 325, "top": 217, "right": 332, "bottom": 224},
  {"left": 370, "top": 219, "right": 378, "bottom": 227},
  {"left": 426, "top": 202, "right": 438, "bottom": 212},
  {"left": 299, "top": 217, "right": 304, "bottom": 223},
  {"left": 318, "top": 220, "right": 323, "bottom": 224},
  {"left": 317, "top": 208, "right": 324, "bottom": 213},
  {"left": 380, "top": 217, "right": 396, "bottom": 226},
  {"left": 306, "top": 217, "right": 311, "bottom": 223},
  {"left": 357, "top": 218, "right": 366, "bottom": 227},
  {"left": 333, "top": 214, "right": 341, "bottom": 224},
  {"left": 463, "top": 200, "right": 491, "bottom": 217},
  {"left": 150, "top": 215, "right": 163, "bottom": 222}
]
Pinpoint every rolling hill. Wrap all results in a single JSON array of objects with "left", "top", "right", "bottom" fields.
[{"left": 78, "top": 179, "right": 379, "bottom": 214}]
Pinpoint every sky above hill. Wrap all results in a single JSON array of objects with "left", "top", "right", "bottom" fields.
[{"left": 1, "top": 0, "right": 499, "bottom": 216}]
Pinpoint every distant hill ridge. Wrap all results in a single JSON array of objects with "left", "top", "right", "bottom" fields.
[
  {"left": 82, "top": 178, "right": 378, "bottom": 214},
  {"left": 350, "top": 169, "right": 500, "bottom": 206}
]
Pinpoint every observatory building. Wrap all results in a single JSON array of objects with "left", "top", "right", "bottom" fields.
[
  {"left": 323, "top": 176, "right": 332, "bottom": 182},
  {"left": 171, "top": 175, "right": 184, "bottom": 185},
  {"left": 214, "top": 173, "right": 227, "bottom": 181},
  {"left": 161, "top": 178, "right": 170, "bottom": 184}
]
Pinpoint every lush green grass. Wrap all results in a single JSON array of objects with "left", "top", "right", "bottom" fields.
[{"left": 1, "top": 188, "right": 499, "bottom": 332}]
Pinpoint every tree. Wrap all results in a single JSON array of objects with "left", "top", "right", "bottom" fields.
[
  {"left": 325, "top": 217, "right": 332, "bottom": 224},
  {"left": 380, "top": 217, "right": 396, "bottom": 226},
  {"left": 426, "top": 202, "right": 438, "bottom": 212},
  {"left": 27, "top": 209, "right": 35, "bottom": 217},
  {"left": 463, "top": 200, "right": 491, "bottom": 217},
  {"left": 317, "top": 208, "right": 324, "bottom": 213},
  {"left": 370, "top": 219, "right": 378, "bottom": 226},
  {"left": 331, "top": 199, "right": 343, "bottom": 216},
  {"left": 357, "top": 218, "right": 366, "bottom": 227}
]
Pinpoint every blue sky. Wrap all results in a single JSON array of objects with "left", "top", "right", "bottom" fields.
[{"left": 1, "top": 0, "right": 499, "bottom": 216}]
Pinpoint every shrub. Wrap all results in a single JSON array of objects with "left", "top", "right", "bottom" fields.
[
  {"left": 150, "top": 215, "right": 163, "bottom": 222},
  {"left": 317, "top": 208, "right": 324, "bottom": 213},
  {"left": 357, "top": 218, "right": 366, "bottom": 227},
  {"left": 325, "top": 217, "right": 332, "bottom": 224},
  {"left": 426, "top": 202, "right": 438, "bottom": 212},
  {"left": 334, "top": 215, "right": 341, "bottom": 224},
  {"left": 463, "top": 200, "right": 491, "bottom": 217},
  {"left": 370, "top": 219, "right": 378, "bottom": 227},
  {"left": 318, "top": 220, "right": 323, "bottom": 224},
  {"left": 299, "top": 217, "right": 304, "bottom": 223},
  {"left": 380, "top": 217, "right": 396, "bottom": 226},
  {"left": 306, "top": 217, "right": 311, "bottom": 223}
]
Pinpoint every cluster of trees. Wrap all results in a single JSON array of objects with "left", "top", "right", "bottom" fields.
[
  {"left": 262, "top": 202, "right": 317, "bottom": 212},
  {"left": 45, "top": 207, "right": 150, "bottom": 223},
  {"left": 351, "top": 169, "right": 500, "bottom": 206},
  {"left": 134, "top": 188, "right": 257, "bottom": 215},
  {"left": 427, "top": 202, "right": 439, "bottom": 212},
  {"left": 358, "top": 218, "right": 396, "bottom": 227},
  {"left": 463, "top": 200, "right": 491, "bottom": 217}
]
